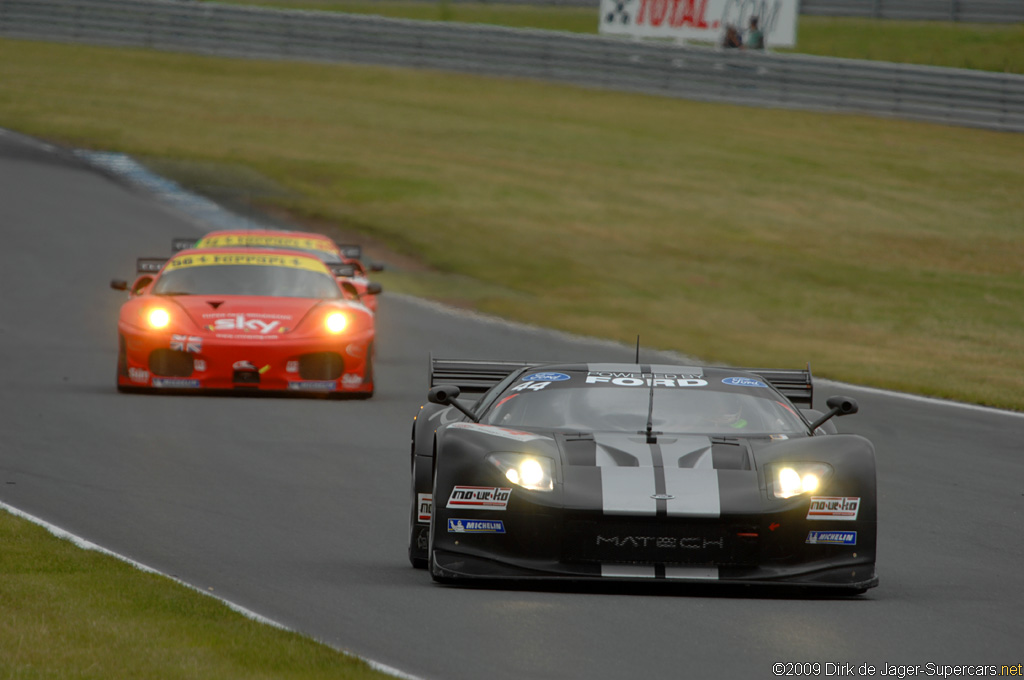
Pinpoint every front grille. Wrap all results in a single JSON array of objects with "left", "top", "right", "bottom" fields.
[
  {"left": 148, "top": 349, "right": 194, "bottom": 377},
  {"left": 299, "top": 352, "right": 344, "bottom": 380},
  {"left": 563, "top": 519, "right": 759, "bottom": 567}
]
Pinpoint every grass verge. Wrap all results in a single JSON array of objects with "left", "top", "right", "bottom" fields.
[
  {"left": 2, "top": 38, "right": 1023, "bottom": 411},
  {"left": 0, "top": 509, "right": 394, "bottom": 679},
  {"left": 202, "top": 0, "right": 1024, "bottom": 74}
]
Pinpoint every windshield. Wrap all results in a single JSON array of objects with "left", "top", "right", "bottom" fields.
[
  {"left": 152, "top": 265, "right": 343, "bottom": 299},
  {"left": 482, "top": 371, "right": 809, "bottom": 436}
]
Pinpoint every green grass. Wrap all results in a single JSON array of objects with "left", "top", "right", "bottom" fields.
[
  {"left": 3, "top": 37, "right": 1022, "bottom": 410},
  {"left": 1, "top": 31, "right": 1022, "bottom": 676},
  {"left": 202, "top": 0, "right": 1024, "bottom": 73},
  {"left": 0, "top": 510, "right": 393, "bottom": 679}
]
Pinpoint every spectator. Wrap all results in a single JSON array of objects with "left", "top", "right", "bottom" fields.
[
  {"left": 722, "top": 23, "right": 742, "bottom": 49},
  {"left": 745, "top": 16, "right": 765, "bottom": 50}
]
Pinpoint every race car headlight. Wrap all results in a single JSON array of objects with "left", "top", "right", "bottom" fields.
[
  {"left": 488, "top": 453, "right": 554, "bottom": 492},
  {"left": 147, "top": 307, "right": 171, "bottom": 329},
  {"left": 325, "top": 311, "right": 348, "bottom": 334},
  {"left": 770, "top": 463, "right": 833, "bottom": 499}
]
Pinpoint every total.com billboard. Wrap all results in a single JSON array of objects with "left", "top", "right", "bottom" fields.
[{"left": 599, "top": 0, "right": 799, "bottom": 47}]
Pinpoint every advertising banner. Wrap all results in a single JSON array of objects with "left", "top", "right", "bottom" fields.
[{"left": 599, "top": 0, "right": 800, "bottom": 48}]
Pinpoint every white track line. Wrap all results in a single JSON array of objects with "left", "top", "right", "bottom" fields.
[{"left": 0, "top": 500, "right": 426, "bottom": 680}]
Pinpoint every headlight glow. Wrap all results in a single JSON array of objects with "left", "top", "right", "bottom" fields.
[
  {"left": 147, "top": 308, "right": 171, "bottom": 329},
  {"left": 778, "top": 467, "right": 802, "bottom": 497},
  {"left": 489, "top": 453, "right": 554, "bottom": 492},
  {"left": 771, "top": 462, "right": 832, "bottom": 499},
  {"left": 325, "top": 311, "right": 348, "bottom": 333}
]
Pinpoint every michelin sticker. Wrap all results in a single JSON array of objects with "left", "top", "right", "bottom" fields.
[
  {"left": 722, "top": 377, "right": 768, "bottom": 388},
  {"left": 523, "top": 372, "right": 570, "bottom": 382},
  {"left": 448, "top": 519, "right": 506, "bottom": 534},
  {"left": 152, "top": 378, "right": 200, "bottom": 388},
  {"left": 806, "top": 531, "right": 857, "bottom": 545},
  {"left": 288, "top": 380, "right": 336, "bottom": 391}
]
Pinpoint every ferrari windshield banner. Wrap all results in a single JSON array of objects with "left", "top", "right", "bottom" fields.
[
  {"left": 195, "top": 234, "right": 337, "bottom": 252},
  {"left": 598, "top": 0, "right": 799, "bottom": 48},
  {"left": 166, "top": 253, "right": 327, "bottom": 273}
]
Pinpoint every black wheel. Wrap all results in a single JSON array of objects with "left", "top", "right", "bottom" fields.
[{"left": 408, "top": 502, "right": 429, "bottom": 569}]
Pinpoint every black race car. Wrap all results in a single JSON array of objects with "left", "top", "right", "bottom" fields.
[{"left": 409, "top": 359, "right": 877, "bottom": 593}]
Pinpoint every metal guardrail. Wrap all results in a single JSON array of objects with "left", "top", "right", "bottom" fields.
[
  {"left": 801, "top": 0, "right": 1024, "bottom": 22},
  {"left": 1, "top": 0, "right": 1022, "bottom": 133}
]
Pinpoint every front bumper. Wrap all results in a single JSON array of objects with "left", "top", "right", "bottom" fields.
[
  {"left": 117, "top": 326, "right": 374, "bottom": 395},
  {"left": 430, "top": 502, "right": 877, "bottom": 591}
]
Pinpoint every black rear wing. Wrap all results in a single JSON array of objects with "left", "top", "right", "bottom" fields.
[
  {"left": 741, "top": 366, "right": 814, "bottom": 408},
  {"left": 137, "top": 257, "right": 167, "bottom": 274},
  {"left": 429, "top": 357, "right": 534, "bottom": 393},
  {"left": 429, "top": 358, "right": 814, "bottom": 406},
  {"left": 329, "top": 263, "right": 356, "bottom": 278},
  {"left": 335, "top": 243, "right": 362, "bottom": 260}
]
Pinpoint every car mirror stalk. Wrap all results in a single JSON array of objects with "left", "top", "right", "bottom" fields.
[
  {"left": 808, "top": 396, "right": 859, "bottom": 432},
  {"left": 427, "top": 384, "right": 479, "bottom": 422}
]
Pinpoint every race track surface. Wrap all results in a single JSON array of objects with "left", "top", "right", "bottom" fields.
[{"left": 1, "top": 131, "right": 1021, "bottom": 679}]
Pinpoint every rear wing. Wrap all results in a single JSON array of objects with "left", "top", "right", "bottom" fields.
[
  {"left": 137, "top": 257, "right": 167, "bottom": 274},
  {"left": 429, "top": 357, "right": 534, "bottom": 393},
  {"left": 329, "top": 263, "right": 356, "bottom": 278},
  {"left": 335, "top": 243, "right": 362, "bottom": 260},
  {"left": 741, "top": 366, "right": 814, "bottom": 408},
  {"left": 429, "top": 357, "right": 815, "bottom": 406},
  {"left": 172, "top": 237, "right": 197, "bottom": 252}
]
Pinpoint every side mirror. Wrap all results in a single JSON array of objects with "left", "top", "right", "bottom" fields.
[
  {"left": 369, "top": 263, "right": 385, "bottom": 272},
  {"left": 365, "top": 283, "right": 383, "bottom": 295},
  {"left": 428, "top": 384, "right": 478, "bottom": 422},
  {"left": 340, "top": 281, "right": 360, "bottom": 300},
  {"left": 826, "top": 395, "right": 859, "bottom": 416},
  {"left": 808, "top": 396, "right": 859, "bottom": 433},
  {"left": 429, "top": 384, "right": 460, "bottom": 404},
  {"left": 130, "top": 276, "right": 154, "bottom": 296},
  {"left": 110, "top": 279, "right": 128, "bottom": 291}
]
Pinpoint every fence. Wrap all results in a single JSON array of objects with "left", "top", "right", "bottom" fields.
[
  {"left": 801, "top": 0, "right": 1024, "bottom": 22},
  {"left": 2, "top": 0, "right": 1022, "bottom": 132}
]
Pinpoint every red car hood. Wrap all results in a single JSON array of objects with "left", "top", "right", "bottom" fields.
[{"left": 168, "top": 296, "right": 329, "bottom": 335}]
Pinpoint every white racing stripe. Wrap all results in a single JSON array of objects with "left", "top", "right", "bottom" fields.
[
  {"left": 665, "top": 566, "right": 719, "bottom": 580},
  {"left": 663, "top": 468, "right": 721, "bottom": 518},
  {"left": 600, "top": 468, "right": 658, "bottom": 515},
  {"left": 601, "top": 564, "right": 657, "bottom": 578},
  {"left": 595, "top": 434, "right": 722, "bottom": 518}
]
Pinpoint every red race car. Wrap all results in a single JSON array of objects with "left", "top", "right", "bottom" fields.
[
  {"left": 110, "top": 248, "right": 375, "bottom": 398},
  {"left": 173, "top": 230, "right": 383, "bottom": 313}
]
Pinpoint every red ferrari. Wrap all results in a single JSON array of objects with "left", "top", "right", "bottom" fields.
[
  {"left": 110, "top": 248, "right": 375, "bottom": 397},
  {"left": 174, "top": 229, "right": 383, "bottom": 313}
]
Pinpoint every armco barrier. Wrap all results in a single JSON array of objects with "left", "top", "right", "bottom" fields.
[
  {"left": 800, "top": 0, "right": 1024, "bottom": 22},
  {"left": 1, "top": 0, "right": 1022, "bottom": 132}
]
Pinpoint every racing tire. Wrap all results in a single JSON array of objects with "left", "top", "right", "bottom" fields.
[
  {"left": 408, "top": 497, "right": 428, "bottom": 569},
  {"left": 351, "top": 347, "right": 374, "bottom": 399}
]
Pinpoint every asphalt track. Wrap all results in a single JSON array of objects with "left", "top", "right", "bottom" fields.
[{"left": 1, "top": 130, "right": 1021, "bottom": 679}]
